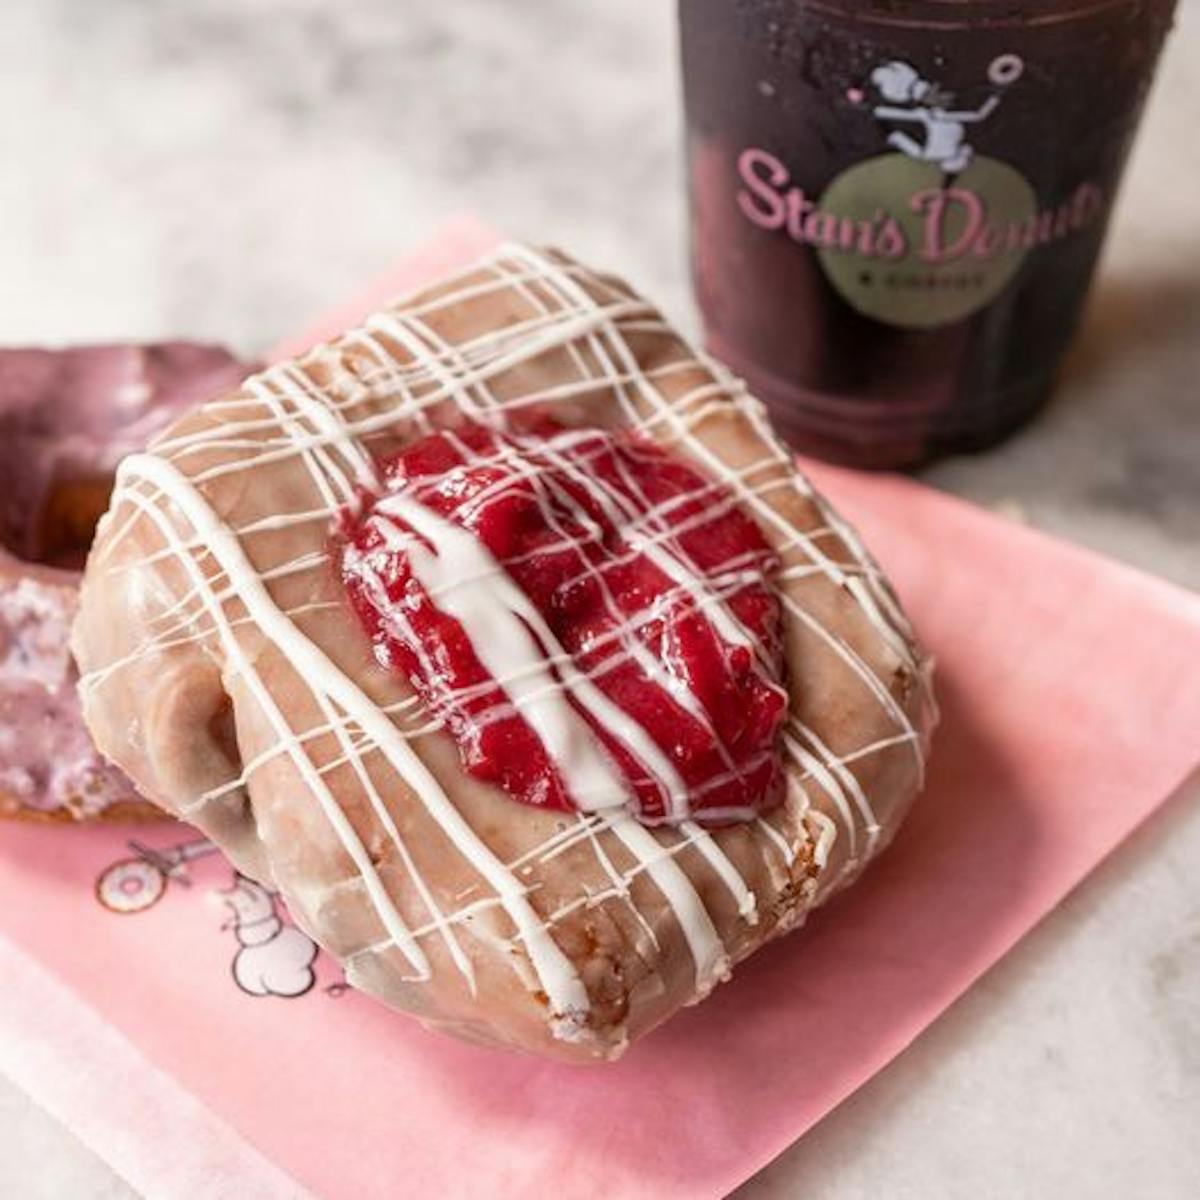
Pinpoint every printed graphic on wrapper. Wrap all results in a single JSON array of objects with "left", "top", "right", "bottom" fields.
[{"left": 96, "top": 836, "right": 338, "bottom": 1001}]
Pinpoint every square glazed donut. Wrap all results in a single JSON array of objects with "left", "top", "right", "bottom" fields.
[{"left": 73, "top": 245, "right": 936, "bottom": 1061}]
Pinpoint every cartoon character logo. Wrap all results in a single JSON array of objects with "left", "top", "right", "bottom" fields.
[
  {"left": 219, "top": 873, "right": 319, "bottom": 999},
  {"left": 95, "top": 836, "right": 329, "bottom": 1001},
  {"left": 739, "top": 49, "right": 1099, "bottom": 330},
  {"left": 848, "top": 54, "right": 1024, "bottom": 174}
]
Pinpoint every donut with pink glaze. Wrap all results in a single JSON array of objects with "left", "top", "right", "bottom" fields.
[{"left": 0, "top": 343, "right": 250, "bottom": 821}]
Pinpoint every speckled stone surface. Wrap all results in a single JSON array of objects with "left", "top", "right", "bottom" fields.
[{"left": 1, "top": 2, "right": 1197, "bottom": 1197}]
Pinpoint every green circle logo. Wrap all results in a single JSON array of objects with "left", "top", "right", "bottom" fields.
[{"left": 816, "top": 154, "right": 1037, "bottom": 329}]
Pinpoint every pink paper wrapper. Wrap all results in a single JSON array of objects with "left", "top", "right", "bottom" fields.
[{"left": 2, "top": 216, "right": 1198, "bottom": 1200}]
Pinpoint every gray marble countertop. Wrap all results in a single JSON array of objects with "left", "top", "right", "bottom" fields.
[{"left": 2, "top": 2, "right": 1197, "bottom": 1197}]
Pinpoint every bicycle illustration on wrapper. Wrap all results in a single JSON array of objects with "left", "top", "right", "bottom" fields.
[{"left": 95, "top": 835, "right": 339, "bottom": 1000}]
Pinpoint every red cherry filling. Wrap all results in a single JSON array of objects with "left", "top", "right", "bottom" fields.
[{"left": 338, "top": 422, "right": 788, "bottom": 826}]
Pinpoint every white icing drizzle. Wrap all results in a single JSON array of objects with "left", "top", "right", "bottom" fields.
[
  {"left": 114, "top": 477, "right": 434, "bottom": 984},
  {"left": 482, "top": 253, "right": 775, "bottom": 933},
  {"left": 515, "top": 245, "right": 923, "bottom": 748},
  {"left": 88, "top": 242, "right": 933, "bottom": 1043},
  {"left": 756, "top": 816, "right": 798, "bottom": 868},
  {"left": 371, "top": 486, "right": 713, "bottom": 816},
  {"left": 603, "top": 812, "right": 729, "bottom": 993},
  {"left": 244, "top": 375, "right": 349, "bottom": 523},
  {"left": 433, "top": 426, "right": 718, "bottom": 739},
  {"left": 395, "top": 279, "right": 766, "bottom": 949},
  {"left": 364, "top": 485, "right": 734, "bottom": 974},
  {"left": 574, "top": 814, "right": 662, "bottom": 952},
  {"left": 262, "top": 363, "right": 382, "bottom": 492},
  {"left": 117, "top": 453, "right": 590, "bottom": 1026},
  {"left": 682, "top": 818, "right": 757, "bottom": 924},
  {"left": 783, "top": 730, "right": 860, "bottom": 856},
  {"left": 516, "top": 424, "right": 756, "bottom": 653},
  {"left": 500, "top": 241, "right": 928, "bottom": 844},
  {"left": 368, "top": 496, "right": 636, "bottom": 813},
  {"left": 485, "top": 255, "right": 777, "bottom": 941}
]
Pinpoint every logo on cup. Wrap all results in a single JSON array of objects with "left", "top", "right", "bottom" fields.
[{"left": 736, "top": 55, "right": 1105, "bottom": 329}]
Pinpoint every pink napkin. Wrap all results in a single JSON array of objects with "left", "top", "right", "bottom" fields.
[{"left": 2, "top": 216, "right": 1198, "bottom": 1200}]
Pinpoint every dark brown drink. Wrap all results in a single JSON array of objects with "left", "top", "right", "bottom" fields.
[{"left": 680, "top": 0, "right": 1178, "bottom": 467}]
